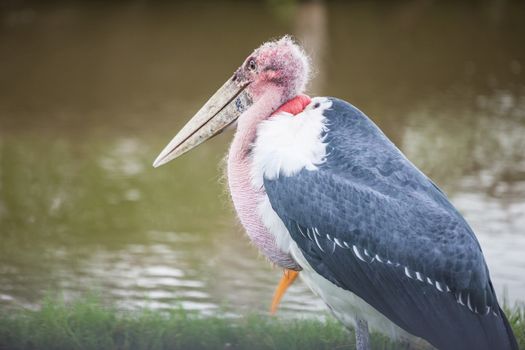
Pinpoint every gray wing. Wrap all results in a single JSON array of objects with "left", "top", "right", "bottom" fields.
[{"left": 263, "top": 98, "right": 517, "bottom": 350}]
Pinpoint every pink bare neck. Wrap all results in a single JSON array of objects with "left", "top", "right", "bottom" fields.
[{"left": 226, "top": 94, "right": 311, "bottom": 269}]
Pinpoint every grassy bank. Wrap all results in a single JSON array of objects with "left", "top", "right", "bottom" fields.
[{"left": 0, "top": 297, "right": 523, "bottom": 350}]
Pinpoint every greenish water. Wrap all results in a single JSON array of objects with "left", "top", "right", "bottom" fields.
[{"left": 0, "top": 0, "right": 524, "bottom": 315}]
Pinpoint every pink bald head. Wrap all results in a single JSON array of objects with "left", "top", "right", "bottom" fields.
[{"left": 234, "top": 36, "right": 310, "bottom": 104}]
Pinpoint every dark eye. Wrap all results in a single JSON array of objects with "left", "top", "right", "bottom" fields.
[{"left": 247, "top": 59, "right": 257, "bottom": 71}]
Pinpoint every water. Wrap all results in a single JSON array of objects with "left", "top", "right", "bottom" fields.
[{"left": 0, "top": 1, "right": 524, "bottom": 315}]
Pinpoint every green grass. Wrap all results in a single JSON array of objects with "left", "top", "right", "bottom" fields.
[
  {"left": 0, "top": 297, "right": 523, "bottom": 350},
  {"left": 505, "top": 303, "right": 525, "bottom": 348}
]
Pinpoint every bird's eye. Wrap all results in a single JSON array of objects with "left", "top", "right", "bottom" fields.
[{"left": 247, "top": 59, "right": 257, "bottom": 71}]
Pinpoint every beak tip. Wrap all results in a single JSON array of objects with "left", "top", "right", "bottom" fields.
[
  {"left": 152, "top": 155, "right": 166, "bottom": 168},
  {"left": 153, "top": 146, "right": 181, "bottom": 168}
]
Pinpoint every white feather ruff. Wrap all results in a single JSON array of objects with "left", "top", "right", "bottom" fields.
[
  {"left": 250, "top": 97, "right": 331, "bottom": 189},
  {"left": 251, "top": 97, "right": 331, "bottom": 254}
]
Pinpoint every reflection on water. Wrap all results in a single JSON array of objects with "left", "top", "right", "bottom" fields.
[{"left": 0, "top": 1, "right": 524, "bottom": 314}]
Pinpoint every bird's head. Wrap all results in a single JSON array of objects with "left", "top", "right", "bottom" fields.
[
  {"left": 236, "top": 36, "right": 309, "bottom": 103},
  {"left": 153, "top": 36, "right": 310, "bottom": 167}
]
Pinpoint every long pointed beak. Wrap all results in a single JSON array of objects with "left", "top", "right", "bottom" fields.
[{"left": 153, "top": 77, "right": 252, "bottom": 168}]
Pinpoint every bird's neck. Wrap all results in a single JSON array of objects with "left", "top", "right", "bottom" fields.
[
  {"left": 231, "top": 91, "right": 312, "bottom": 158},
  {"left": 232, "top": 90, "right": 283, "bottom": 159},
  {"left": 226, "top": 90, "right": 301, "bottom": 269}
]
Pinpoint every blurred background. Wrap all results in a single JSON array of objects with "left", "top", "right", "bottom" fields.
[{"left": 0, "top": 0, "right": 524, "bottom": 317}]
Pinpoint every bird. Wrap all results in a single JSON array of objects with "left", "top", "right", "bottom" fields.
[{"left": 152, "top": 36, "right": 518, "bottom": 350}]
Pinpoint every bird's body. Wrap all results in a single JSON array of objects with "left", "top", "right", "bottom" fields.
[
  {"left": 228, "top": 94, "right": 415, "bottom": 342},
  {"left": 229, "top": 95, "right": 516, "bottom": 349},
  {"left": 154, "top": 36, "right": 518, "bottom": 349}
]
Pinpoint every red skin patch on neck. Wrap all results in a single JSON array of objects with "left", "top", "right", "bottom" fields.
[{"left": 273, "top": 94, "right": 311, "bottom": 116}]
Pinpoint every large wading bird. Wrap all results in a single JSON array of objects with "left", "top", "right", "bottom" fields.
[{"left": 153, "top": 37, "right": 518, "bottom": 350}]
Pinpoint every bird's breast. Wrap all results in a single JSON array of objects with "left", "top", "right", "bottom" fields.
[
  {"left": 226, "top": 96, "right": 331, "bottom": 270},
  {"left": 249, "top": 97, "right": 331, "bottom": 189}
]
